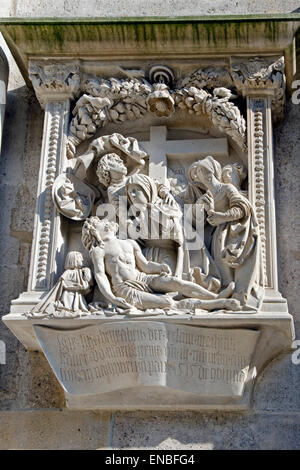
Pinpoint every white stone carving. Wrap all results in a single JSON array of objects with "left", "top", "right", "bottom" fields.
[
  {"left": 81, "top": 217, "right": 240, "bottom": 314},
  {"left": 188, "top": 156, "right": 263, "bottom": 309},
  {"left": 73, "top": 133, "right": 146, "bottom": 202},
  {"left": 178, "top": 66, "right": 234, "bottom": 90},
  {"left": 67, "top": 76, "right": 246, "bottom": 157},
  {"left": 29, "top": 62, "right": 80, "bottom": 108},
  {"left": 33, "top": 321, "right": 259, "bottom": 407},
  {"left": 250, "top": 99, "right": 267, "bottom": 281},
  {"left": 3, "top": 57, "right": 295, "bottom": 412},
  {"left": 174, "top": 86, "right": 246, "bottom": 149},
  {"left": 67, "top": 77, "right": 152, "bottom": 158},
  {"left": 32, "top": 101, "right": 67, "bottom": 289},
  {"left": 27, "top": 61, "right": 81, "bottom": 290},
  {"left": 53, "top": 174, "right": 97, "bottom": 221},
  {"left": 27, "top": 252, "right": 93, "bottom": 318},
  {"left": 147, "top": 83, "right": 175, "bottom": 117},
  {"left": 231, "top": 56, "right": 286, "bottom": 121},
  {"left": 177, "top": 58, "right": 286, "bottom": 123}
]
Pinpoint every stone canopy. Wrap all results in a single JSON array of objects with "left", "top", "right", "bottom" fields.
[{"left": 1, "top": 15, "right": 299, "bottom": 411}]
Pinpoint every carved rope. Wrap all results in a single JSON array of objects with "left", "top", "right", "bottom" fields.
[
  {"left": 252, "top": 99, "right": 267, "bottom": 281},
  {"left": 35, "top": 103, "right": 61, "bottom": 288}
]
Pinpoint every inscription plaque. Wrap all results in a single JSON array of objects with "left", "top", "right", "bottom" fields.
[{"left": 34, "top": 322, "right": 259, "bottom": 398}]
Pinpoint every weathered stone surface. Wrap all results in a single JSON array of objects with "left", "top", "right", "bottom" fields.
[
  {"left": 253, "top": 353, "right": 300, "bottom": 412},
  {"left": 274, "top": 100, "right": 300, "bottom": 337},
  {"left": 0, "top": 409, "right": 111, "bottom": 449},
  {"left": 111, "top": 410, "right": 300, "bottom": 449},
  {"left": 1, "top": 0, "right": 300, "bottom": 17},
  {"left": 0, "top": 265, "right": 26, "bottom": 313},
  {"left": 0, "top": 344, "right": 65, "bottom": 410},
  {"left": 33, "top": 321, "right": 259, "bottom": 408},
  {"left": 0, "top": 4, "right": 299, "bottom": 451}
]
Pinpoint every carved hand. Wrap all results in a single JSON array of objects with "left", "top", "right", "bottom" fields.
[
  {"left": 112, "top": 297, "right": 132, "bottom": 309},
  {"left": 207, "top": 211, "right": 225, "bottom": 226},
  {"left": 164, "top": 192, "right": 177, "bottom": 207},
  {"left": 199, "top": 191, "right": 214, "bottom": 212},
  {"left": 160, "top": 264, "right": 172, "bottom": 276}
]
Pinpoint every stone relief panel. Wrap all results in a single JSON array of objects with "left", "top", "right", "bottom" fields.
[
  {"left": 28, "top": 128, "right": 259, "bottom": 318},
  {"left": 3, "top": 58, "right": 294, "bottom": 410},
  {"left": 22, "top": 61, "right": 288, "bottom": 318}
]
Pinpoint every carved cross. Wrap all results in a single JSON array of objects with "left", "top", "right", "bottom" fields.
[{"left": 140, "top": 126, "right": 228, "bottom": 185}]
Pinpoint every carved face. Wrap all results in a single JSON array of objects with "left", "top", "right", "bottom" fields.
[
  {"left": 109, "top": 159, "right": 127, "bottom": 178},
  {"left": 222, "top": 166, "right": 233, "bottom": 184},
  {"left": 65, "top": 251, "right": 83, "bottom": 269},
  {"left": 222, "top": 164, "right": 245, "bottom": 188},
  {"left": 94, "top": 219, "right": 118, "bottom": 240},
  {"left": 195, "top": 166, "right": 214, "bottom": 188}
]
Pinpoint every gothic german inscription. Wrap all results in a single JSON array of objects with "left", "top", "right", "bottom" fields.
[{"left": 34, "top": 322, "right": 259, "bottom": 397}]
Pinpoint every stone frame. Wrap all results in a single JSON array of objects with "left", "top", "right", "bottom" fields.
[{"left": 1, "top": 17, "right": 297, "bottom": 410}]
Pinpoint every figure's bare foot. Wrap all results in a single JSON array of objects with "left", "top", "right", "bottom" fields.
[
  {"left": 217, "top": 281, "right": 235, "bottom": 299},
  {"left": 222, "top": 299, "right": 241, "bottom": 311},
  {"left": 194, "top": 297, "right": 241, "bottom": 311}
]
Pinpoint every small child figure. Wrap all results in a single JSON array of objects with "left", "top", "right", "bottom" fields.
[{"left": 28, "top": 251, "right": 93, "bottom": 318}]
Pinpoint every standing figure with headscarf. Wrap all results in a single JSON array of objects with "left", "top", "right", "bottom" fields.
[
  {"left": 189, "top": 156, "right": 264, "bottom": 309},
  {"left": 126, "top": 174, "right": 185, "bottom": 278}
]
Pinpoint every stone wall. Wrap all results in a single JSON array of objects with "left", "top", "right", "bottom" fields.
[
  {"left": 0, "top": 4, "right": 299, "bottom": 450},
  {"left": 0, "top": 0, "right": 299, "bottom": 17}
]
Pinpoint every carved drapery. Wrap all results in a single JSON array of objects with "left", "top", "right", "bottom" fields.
[
  {"left": 3, "top": 48, "right": 294, "bottom": 412},
  {"left": 27, "top": 58, "right": 285, "bottom": 294}
]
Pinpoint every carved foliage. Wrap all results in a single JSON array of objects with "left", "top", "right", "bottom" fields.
[
  {"left": 67, "top": 77, "right": 153, "bottom": 157},
  {"left": 174, "top": 86, "right": 246, "bottom": 150},
  {"left": 177, "top": 66, "right": 234, "bottom": 90},
  {"left": 29, "top": 62, "right": 80, "bottom": 107},
  {"left": 231, "top": 57, "right": 286, "bottom": 121},
  {"left": 67, "top": 76, "right": 246, "bottom": 157}
]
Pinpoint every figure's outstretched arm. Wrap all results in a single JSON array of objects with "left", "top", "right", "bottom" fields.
[{"left": 91, "top": 247, "right": 131, "bottom": 308}]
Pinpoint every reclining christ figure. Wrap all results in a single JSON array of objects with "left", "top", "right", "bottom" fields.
[{"left": 81, "top": 217, "right": 240, "bottom": 312}]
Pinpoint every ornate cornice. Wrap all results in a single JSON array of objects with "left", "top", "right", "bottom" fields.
[
  {"left": 231, "top": 57, "right": 286, "bottom": 120},
  {"left": 29, "top": 61, "right": 81, "bottom": 108},
  {"left": 28, "top": 58, "right": 286, "bottom": 153},
  {"left": 231, "top": 57, "right": 285, "bottom": 90},
  {"left": 177, "top": 58, "right": 286, "bottom": 122}
]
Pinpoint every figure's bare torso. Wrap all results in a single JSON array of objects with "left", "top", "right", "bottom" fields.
[{"left": 103, "top": 239, "right": 140, "bottom": 286}]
